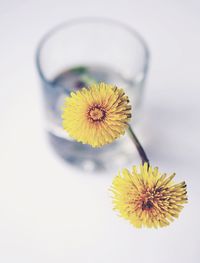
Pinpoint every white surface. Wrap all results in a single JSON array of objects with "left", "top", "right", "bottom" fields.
[{"left": 0, "top": 0, "right": 200, "bottom": 262}]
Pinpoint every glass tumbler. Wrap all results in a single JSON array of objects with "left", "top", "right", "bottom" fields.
[{"left": 36, "top": 18, "right": 149, "bottom": 172}]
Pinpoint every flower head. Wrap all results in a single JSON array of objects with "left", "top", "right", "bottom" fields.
[
  {"left": 111, "top": 163, "right": 187, "bottom": 228},
  {"left": 62, "top": 82, "right": 131, "bottom": 147}
]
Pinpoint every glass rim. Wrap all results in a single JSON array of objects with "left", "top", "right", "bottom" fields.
[{"left": 35, "top": 17, "right": 150, "bottom": 84}]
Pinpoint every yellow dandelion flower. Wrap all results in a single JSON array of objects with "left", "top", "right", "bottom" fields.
[
  {"left": 111, "top": 163, "right": 188, "bottom": 228},
  {"left": 62, "top": 82, "right": 131, "bottom": 147}
]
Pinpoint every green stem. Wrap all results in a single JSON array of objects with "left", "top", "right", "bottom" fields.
[{"left": 128, "top": 124, "right": 150, "bottom": 167}]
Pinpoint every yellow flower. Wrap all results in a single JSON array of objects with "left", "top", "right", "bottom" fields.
[
  {"left": 111, "top": 163, "right": 188, "bottom": 228},
  {"left": 62, "top": 82, "right": 131, "bottom": 147}
]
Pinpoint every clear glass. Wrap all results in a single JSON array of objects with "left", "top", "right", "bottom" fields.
[{"left": 36, "top": 18, "right": 149, "bottom": 172}]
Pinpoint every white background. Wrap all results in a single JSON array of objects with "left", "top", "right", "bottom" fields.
[{"left": 0, "top": 0, "right": 200, "bottom": 262}]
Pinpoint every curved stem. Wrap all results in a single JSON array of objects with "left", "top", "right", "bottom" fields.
[{"left": 128, "top": 124, "right": 150, "bottom": 167}]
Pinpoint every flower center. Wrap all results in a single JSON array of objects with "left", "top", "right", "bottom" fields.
[
  {"left": 140, "top": 191, "right": 155, "bottom": 211},
  {"left": 142, "top": 200, "right": 154, "bottom": 210},
  {"left": 88, "top": 105, "right": 106, "bottom": 122}
]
